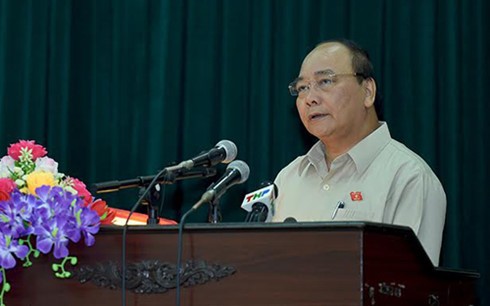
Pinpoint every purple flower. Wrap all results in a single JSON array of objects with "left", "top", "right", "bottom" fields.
[
  {"left": 0, "top": 233, "right": 28, "bottom": 270},
  {"left": 0, "top": 191, "right": 34, "bottom": 238},
  {"left": 33, "top": 186, "right": 100, "bottom": 258},
  {"left": 72, "top": 206, "right": 100, "bottom": 246},
  {"left": 36, "top": 186, "right": 75, "bottom": 215},
  {"left": 10, "top": 190, "right": 37, "bottom": 220},
  {"left": 35, "top": 215, "right": 71, "bottom": 259}
]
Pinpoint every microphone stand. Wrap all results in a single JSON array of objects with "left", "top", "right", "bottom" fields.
[
  {"left": 91, "top": 167, "right": 214, "bottom": 194},
  {"left": 141, "top": 170, "right": 175, "bottom": 224},
  {"left": 208, "top": 198, "right": 222, "bottom": 223},
  {"left": 139, "top": 184, "right": 161, "bottom": 224},
  {"left": 204, "top": 182, "right": 222, "bottom": 223}
]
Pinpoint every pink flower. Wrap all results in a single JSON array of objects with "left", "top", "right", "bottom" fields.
[
  {"left": 7, "top": 140, "right": 47, "bottom": 161},
  {"left": 71, "top": 178, "right": 93, "bottom": 207},
  {"left": 0, "top": 178, "right": 16, "bottom": 201}
]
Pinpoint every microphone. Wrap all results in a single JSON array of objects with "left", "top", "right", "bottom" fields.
[
  {"left": 193, "top": 160, "right": 250, "bottom": 209},
  {"left": 283, "top": 217, "right": 297, "bottom": 223},
  {"left": 165, "top": 140, "right": 237, "bottom": 172},
  {"left": 241, "top": 181, "right": 277, "bottom": 222}
]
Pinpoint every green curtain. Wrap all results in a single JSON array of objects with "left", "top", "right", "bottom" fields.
[{"left": 1, "top": 0, "right": 489, "bottom": 303}]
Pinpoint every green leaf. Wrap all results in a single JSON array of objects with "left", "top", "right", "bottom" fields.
[{"left": 70, "top": 257, "right": 78, "bottom": 265}]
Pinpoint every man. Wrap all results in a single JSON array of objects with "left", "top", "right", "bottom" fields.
[{"left": 272, "top": 39, "right": 446, "bottom": 266}]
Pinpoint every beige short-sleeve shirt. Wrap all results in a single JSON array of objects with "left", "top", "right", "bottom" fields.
[{"left": 272, "top": 122, "right": 446, "bottom": 266}]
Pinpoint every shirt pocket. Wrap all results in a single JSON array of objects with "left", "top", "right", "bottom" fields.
[{"left": 334, "top": 203, "right": 376, "bottom": 221}]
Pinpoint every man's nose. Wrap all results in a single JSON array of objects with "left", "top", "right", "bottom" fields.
[{"left": 304, "top": 88, "right": 320, "bottom": 106}]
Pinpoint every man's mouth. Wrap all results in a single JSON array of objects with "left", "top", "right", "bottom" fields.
[{"left": 309, "top": 113, "right": 328, "bottom": 120}]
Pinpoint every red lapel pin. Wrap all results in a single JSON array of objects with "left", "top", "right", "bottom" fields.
[{"left": 350, "top": 191, "right": 363, "bottom": 201}]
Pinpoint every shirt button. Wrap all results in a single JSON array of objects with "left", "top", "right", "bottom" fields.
[{"left": 323, "top": 184, "right": 330, "bottom": 191}]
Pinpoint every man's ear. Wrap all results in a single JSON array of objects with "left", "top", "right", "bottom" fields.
[{"left": 363, "top": 78, "right": 376, "bottom": 108}]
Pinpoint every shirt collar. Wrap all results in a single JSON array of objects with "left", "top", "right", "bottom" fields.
[
  {"left": 347, "top": 122, "right": 392, "bottom": 173},
  {"left": 298, "top": 122, "right": 392, "bottom": 175},
  {"left": 298, "top": 141, "right": 325, "bottom": 176}
]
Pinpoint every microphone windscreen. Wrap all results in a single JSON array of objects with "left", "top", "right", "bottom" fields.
[
  {"left": 283, "top": 217, "right": 297, "bottom": 223},
  {"left": 227, "top": 160, "right": 250, "bottom": 183},
  {"left": 216, "top": 140, "right": 238, "bottom": 163}
]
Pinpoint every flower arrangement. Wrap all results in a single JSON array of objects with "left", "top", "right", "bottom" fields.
[{"left": 0, "top": 140, "right": 115, "bottom": 305}]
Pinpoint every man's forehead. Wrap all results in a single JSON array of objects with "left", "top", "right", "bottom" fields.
[
  {"left": 305, "top": 43, "right": 349, "bottom": 62},
  {"left": 314, "top": 42, "right": 347, "bottom": 54},
  {"left": 299, "top": 45, "right": 352, "bottom": 78}
]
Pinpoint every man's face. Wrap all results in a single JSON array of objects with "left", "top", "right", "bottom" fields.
[{"left": 295, "top": 43, "right": 372, "bottom": 144}]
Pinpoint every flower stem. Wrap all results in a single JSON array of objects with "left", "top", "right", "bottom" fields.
[
  {"left": 51, "top": 256, "right": 78, "bottom": 278},
  {"left": 20, "top": 235, "right": 40, "bottom": 268},
  {"left": 0, "top": 268, "right": 11, "bottom": 306}
]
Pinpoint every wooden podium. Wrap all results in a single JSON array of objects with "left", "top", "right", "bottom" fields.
[{"left": 5, "top": 222, "right": 479, "bottom": 306}]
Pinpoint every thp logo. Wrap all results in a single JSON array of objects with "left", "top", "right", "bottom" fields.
[{"left": 244, "top": 188, "right": 271, "bottom": 202}]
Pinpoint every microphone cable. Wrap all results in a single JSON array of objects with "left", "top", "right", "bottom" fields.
[
  {"left": 121, "top": 168, "right": 171, "bottom": 306},
  {"left": 157, "top": 183, "right": 167, "bottom": 221},
  {"left": 174, "top": 160, "right": 249, "bottom": 306},
  {"left": 175, "top": 197, "right": 208, "bottom": 306}
]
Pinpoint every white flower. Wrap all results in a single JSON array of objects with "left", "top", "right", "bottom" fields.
[
  {"left": 0, "top": 156, "right": 15, "bottom": 178},
  {"left": 35, "top": 157, "right": 59, "bottom": 174}
]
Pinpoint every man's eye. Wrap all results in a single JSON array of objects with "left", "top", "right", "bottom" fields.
[
  {"left": 318, "top": 78, "right": 334, "bottom": 87},
  {"left": 296, "top": 84, "right": 309, "bottom": 93}
]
